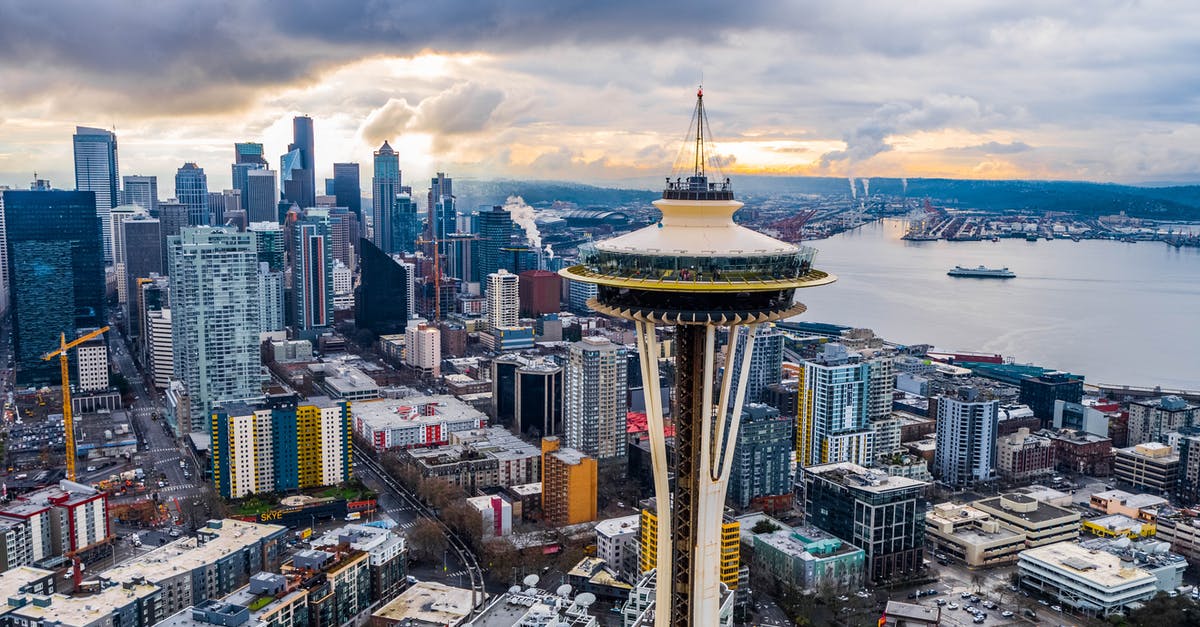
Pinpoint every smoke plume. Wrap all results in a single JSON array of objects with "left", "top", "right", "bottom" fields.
[
  {"left": 847, "top": 176, "right": 857, "bottom": 199},
  {"left": 861, "top": 177, "right": 870, "bottom": 197},
  {"left": 544, "top": 244, "right": 555, "bottom": 260},
  {"left": 901, "top": 177, "right": 908, "bottom": 195},
  {"left": 504, "top": 195, "right": 541, "bottom": 249}
]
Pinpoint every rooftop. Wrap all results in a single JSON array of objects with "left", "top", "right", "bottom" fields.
[
  {"left": 595, "top": 514, "right": 640, "bottom": 538},
  {"left": 0, "top": 566, "right": 54, "bottom": 603},
  {"left": 101, "top": 519, "right": 285, "bottom": 584},
  {"left": 373, "top": 581, "right": 474, "bottom": 626},
  {"left": 805, "top": 462, "right": 928, "bottom": 493},
  {"left": 1020, "top": 541, "right": 1157, "bottom": 589},
  {"left": 405, "top": 427, "right": 540, "bottom": 466},
  {"left": 975, "top": 494, "right": 1078, "bottom": 525},
  {"left": 9, "top": 581, "right": 161, "bottom": 627},
  {"left": 353, "top": 395, "right": 486, "bottom": 430}
]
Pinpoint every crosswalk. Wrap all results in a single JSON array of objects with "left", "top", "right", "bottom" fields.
[
  {"left": 393, "top": 520, "right": 419, "bottom": 530},
  {"left": 158, "top": 484, "right": 196, "bottom": 493},
  {"left": 443, "top": 570, "right": 469, "bottom": 578}
]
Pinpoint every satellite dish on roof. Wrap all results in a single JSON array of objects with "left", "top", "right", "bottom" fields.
[
  {"left": 508, "top": 585, "right": 521, "bottom": 594},
  {"left": 575, "top": 592, "right": 596, "bottom": 608},
  {"left": 523, "top": 574, "right": 540, "bottom": 588},
  {"left": 556, "top": 584, "right": 572, "bottom": 597}
]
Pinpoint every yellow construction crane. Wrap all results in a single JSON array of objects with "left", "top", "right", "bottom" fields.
[{"left": 42, "top": 326, "right": 110, "bottom": 482}]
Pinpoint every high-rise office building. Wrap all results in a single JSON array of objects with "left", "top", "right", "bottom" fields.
[
  {"left": 1020, "top": 372, "right": 1084, "bottom": 428},
  {"left": 121, "top": 175, "right": 157, "bottom": 211},
  {"left": 567, "top": 278, "right": 597, "bottom": 314},
  {"left": 371, "top": 141, "right": 401, "bottom": 252},
  {"left": 247, "top": 221, "right": 285, "bottom": 272},
  {"left": 244, "top": 169, "right": 278, "bottom": 223},
  {"left": 728, "top": 324, "right": 784, "bottom": 404},
  {"left": 332, "top": 163, "right": 361, "bottom": 222},
  {"left": 866, "top": 354, "right": 895, "bottom": 422},
  {"left": 0, "top": 192, "right": 10, "bottom": 315},
  {"left": 211, "top": 395, "right": 351, "bottom": 499},
  {"left": 795, "top": 344, "right": 875, "bottom": 468},
  {"left": 933, "top": 391, "right": 999, "bottom": 488},
  {"left": 485, "top": 269, "right": 519, "bottom": 331},
  {"left": 207, "top": 189, "right": 240, "bottom": 226},
  {"left": 292, "top": 215, "right": 334, "bottom": 334},
  {"left": 75, "top": 335, "right": 109, "bottom": 392},
  {"left": 169, "top": 227, "right": 260, "bottom": 432},
  {"left": 565, "top": 336, "right": 628, "bottom": 463},
  {"left": 174, "top": 163, "right": 209, "bottom": 226},
  {"left": 727, "top": 404, "right": 793, "bottom": 509},
  {"left": 518, "top": 270, "right": 560, "bottom": 318},
  {"left": 152, "top": 200, "right": 188, "bottom": 269},
  {"left": 323, "top": 207, "right": 356, "bottom": 270},
  {"left": 476, "top": 205, "right": 512, "bottom": 281},
  {"left": 121, "top": 214, "right": 163, "bottom": 335},
  {"left": 3, "top": 190, "right": 105, "bottom": 385},
  {"left": 492, "top": 355, "right": 564, "bottom": 438},
  {"left": 804, "top": 462, "right": 927, "bottom": 584},
  {"left": 354, "top": 240, "right": 409, "bottom": 336},
  {"left": 280, "top": 116, "right": 315, "bottom": 209},
  {"left": 109, "top": 204, "right": 142, "bottom": 302},
  {"left": 391, "top": 194, "right": 419, "bottom": 255},
  {"left": 541, "top": 436, "right": 598, "bottom": 526},
  {"left": 429, "top": 172, "right": 455, "bottom": 251},
  {"left": 234, "top": 142, "right": 267, "bottom": 165},
  {"left": 73, "top": 126, "right": 119, "bottom": 263}
]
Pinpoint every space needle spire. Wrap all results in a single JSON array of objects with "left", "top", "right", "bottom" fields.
[{"left": 562, "top": 90, "right": 836, "bottom": 626}]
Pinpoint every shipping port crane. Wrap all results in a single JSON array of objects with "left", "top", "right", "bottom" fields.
[{"left": 42, "top": 326, "right": 110, "bottom": 482}]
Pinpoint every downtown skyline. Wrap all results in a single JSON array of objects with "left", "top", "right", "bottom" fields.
[{"left": 2, "top": 2, "right": 1200, "bottom": 192}]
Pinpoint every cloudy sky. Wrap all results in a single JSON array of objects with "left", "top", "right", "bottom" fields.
[{"left": 2, "top": 1, "right": 1199, "bottom": 196}]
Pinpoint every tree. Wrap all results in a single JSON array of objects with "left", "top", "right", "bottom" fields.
[
  {"left": 1128, "top": 593, "right": 1200, "bottom": 627},
  {"left": 482, "top": 538, "right": 520, "bottom": 583},
  {"left": 417, "top": 477, "right": 465, "bottom": 510},
  {"left": 407, "top": 519, "right": 448, "bottom": 563},
  {"left": 441, "top": 502, "right": 483, "bottom": 548},
  {"left": 752, "top": 519, "right": 781, "bottom": 534}
]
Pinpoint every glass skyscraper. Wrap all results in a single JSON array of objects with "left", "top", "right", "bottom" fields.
[
  {"left": 3, "top": 190, "right": 105, "bottom": 385},
  {"left": 174, "top": 162, "right": 210, "bottom": 226},
  {"left": 292, "top": 215, "right": 334, "bottom": 334},
  {"left": 121, "top": 175, "right": 157, "bottom": 211},
  {"left": 355, "top": 239, "right": 409, "bottom": 336},
  {"left": 332, "top": 162, "right": 362, "bottom": 220},
  {"left": 371, "top": 141, "right": 401, "bottom": 252},
  {"left": 73, "top": 126, "right": 119, "bottom": 263},
  {"left": 280, "top": 116, "right": 315, "bottom": 209},
  {"left": 169, "top": 227, "right": 261, "bottom": 433},
  {"left": 475, "top": 205, "right": 513, "bottom": 284}
]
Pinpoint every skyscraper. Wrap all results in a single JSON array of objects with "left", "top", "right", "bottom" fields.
[
  {"left": 727, "top": 404, "right": 793, "bottom": 509},
  {"left": 122, "top": 175, "right": 157, "bottom": 211},
  {"left": 244, "top": 169, "right": 278, "bottom": 223},
  {"left": 3, "top": 190, "right": 105, "bottom": 385},
  {"left": 391, "top": 194, "right": 420, "bottom": 255},
  {"left": 169, "top": 227, "right": 261, "bottom": 432},
  {"left": 429, "top": 172, "right": 455, "bottom": 251},
  {"left": 371, "top": 141, "right": 401, "bottom": 252},
  {"left": 234, "top": 142, "right": 267, "bottom": 165},
  {"left": 257, "top": 263, "right": 285, "bottom": 333},
  {"left": 174, "top": 163, "right": 209, "bottom": 226},
  {"left": 485, "top": 269, "right": 519, "bottom": 331},
  {"left": 109, "top": 204, "right": 142, "bottom": 300},
  {"left": 121, "top": 214, "right": 162, "bottom": 333},
  {"left": 281, "top": 116, "right": 315, "bottom": 209},
  {"left": 292, "top": 214, "right": 333, "bottom": 335},
  {"left": 795, "top": 344, "right": 875, "bottom": 468},
  {"left": 476, "top": 205, "right": 512, "bottom": 282},
  {"left": 933, "top": 391, "right": 999, "bottom": 488},
  {"left": 565, "top": 336, "right": 628, "bottom": 463},
  {"left": 247, "top": 221, "right": 285, "bottom": 272},
  {"left": 152, "top": 200, "right": 189, "bottom": 269},
  {"left": 728, "top": 324, "right": 784, "bottom": 404},
  {"left": 73, "top": 126, "right": 119, "bottom": 263},
  {"left": 355, "top": 239, "right": 409, "bottom": 336},
  {"left": 332, "top": 162, "right": 362, "bottom": 221}
]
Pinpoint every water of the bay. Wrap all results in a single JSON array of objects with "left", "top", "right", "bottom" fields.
[{"left": 792, "top": 219, "right": 1200, "bottom": 389}]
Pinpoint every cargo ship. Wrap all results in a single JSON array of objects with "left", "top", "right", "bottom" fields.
[{"left": 947, "top": 265, "right": 1016, "bottom": 278}]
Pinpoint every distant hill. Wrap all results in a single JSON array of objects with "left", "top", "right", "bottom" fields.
[
  {"left": 453, "top": 176, "right": 1200, "bottom": 221},
  {"left": 454, "top": 179, "right": 658, "bottom": 210}
]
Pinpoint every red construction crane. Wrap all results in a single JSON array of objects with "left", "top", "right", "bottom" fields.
[{"left": 769, "top": 209, "right": 818, "bottom": 242}]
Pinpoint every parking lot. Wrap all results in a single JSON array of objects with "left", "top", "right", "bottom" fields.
[{"left": 886, "top": 560, "right": 1091, "bottom": 626}]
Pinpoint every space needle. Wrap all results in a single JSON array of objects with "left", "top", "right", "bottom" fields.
[{"left": 561, "top": 89, "right": 836, "bottom": 626}]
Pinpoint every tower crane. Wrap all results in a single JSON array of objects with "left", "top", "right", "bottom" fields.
[
  {"left": 414, "top": 235, "right": 445, "bottom": 323},
  {"left": 42, "top": 326, "right": 110, "bottom": 482}
]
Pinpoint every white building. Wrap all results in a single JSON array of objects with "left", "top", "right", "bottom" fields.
[
  {"left": 596, "top": 514, "right": 641, "bottom": 583},
  {"left": 1018, "top": 541, "right": 1162, "bottom": 616},
  {"left": 405, "top": 322, "right": 440, "bottom": 376},
  {"left": 332, "top": 259, "right": 353, "bottom": 310},
  {"left": 485, "top": 269, "right": 519, "bottom": 331},
  {"left": 147, "top": 309, "right": 174, "bottom": 388},
  {"left": 353, "top": 395, "right": 487, "bottom": 450},
  {"left": 934, "top": 393, "right": 999, "bottom": 487},
  {"left": 75, "top": 336, "right": 109, "bottom": 392},
  {"left": 466, "top": 495, "right": 513, "bottom": 537},
  {"left": 795, "top": 344, "right": 876, "bottom": 468}
]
